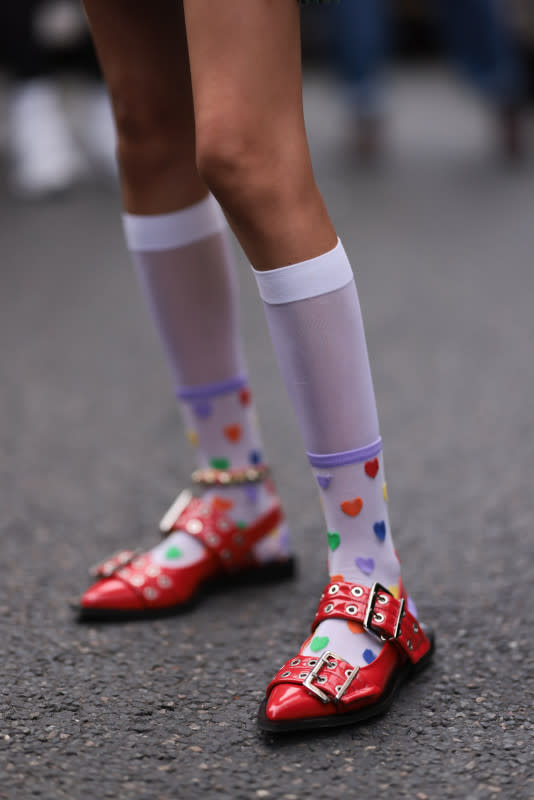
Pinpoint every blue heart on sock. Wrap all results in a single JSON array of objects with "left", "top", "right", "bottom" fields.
[
  {"left": 363, "top": 648, "right": 377, "bottom": 664},
  {"left": 373, "top": 521, "right": 386, "bottom": 542},
  {"left": 316, "top": 474, "right": 332, "bottom": 490},
  {"left": 193, "top": 400, "right": 212, "bottom": 419},
  {"left": 245, "top": 484, "right": 259, "bottom": 504},
  {"left": 249, "top": 450, "right": 262, "bottom": 465}
]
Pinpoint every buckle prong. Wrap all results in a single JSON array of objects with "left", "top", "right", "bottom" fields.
[
  {"left": 364, "top": 582, "right": 405, "bottom": 641},
  {"left": 302, "top": 651, "right": 359, "bottom": 704}
]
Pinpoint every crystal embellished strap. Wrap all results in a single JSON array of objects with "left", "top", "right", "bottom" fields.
[{"left": 191, "top": 465, "right": 269, "bottom": 487}]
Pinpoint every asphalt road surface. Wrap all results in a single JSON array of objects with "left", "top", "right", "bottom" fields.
[{"left": 1, "top": 70, "right": 534, "bottom": 799}]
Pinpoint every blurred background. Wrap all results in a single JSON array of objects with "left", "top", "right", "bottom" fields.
[{"left": 2, "top": 2, "right": 534, "bottom": 797}]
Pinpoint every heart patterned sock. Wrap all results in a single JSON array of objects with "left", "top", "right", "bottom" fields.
[
  {"left": 122, "top": 197, "right": 290, "bottom": 567},
  {"left": 253, "top": 239, "right": 401, "bottom": 669}
]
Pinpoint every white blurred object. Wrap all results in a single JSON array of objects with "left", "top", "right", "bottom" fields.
[
  {"left": 33, "top": 0, "right": 87, "bottom": 48},
  {"left": 7, "top": 78, "right": 88, "bottom": 197}
]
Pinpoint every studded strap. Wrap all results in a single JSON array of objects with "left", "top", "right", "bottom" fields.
[
  {"left": 313, "top": 580, "right": 430, "bottom": 665},
  {"left": 266, "top": 652, "right": 377, "bottom": 707},
  {"left": 172, "top": 498, "right": 283, "bottom": 572}
]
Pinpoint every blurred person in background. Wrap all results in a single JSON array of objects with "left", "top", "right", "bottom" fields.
[
  {"left": 0, "top": 0, "right": 116, "bottom": 197},
  {"left": 331, "top": 0, "right": 527, "bottom": 161}
]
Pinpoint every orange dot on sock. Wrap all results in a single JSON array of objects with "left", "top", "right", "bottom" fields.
[
  {"left": 330, "top": 574, "right": 345, "bottom": 582},
  {"left": 224, "top": 424, "right": 242, "bottom": 443},
  {"left": 212, "top": 496, "right": 234, "bottom": 511}
]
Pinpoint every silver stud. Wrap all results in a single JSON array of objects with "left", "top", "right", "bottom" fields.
[
  {"left": 351, "top": 586, "right": 364, "bottom": 597},
  {"left": 345, "top": 605, "right": 358, "bottom": 615},
  {"left": 290, "top": 658, "right": 301, "bottom": 666},
  {"left": 145, "top": 565, "right": 161, "bottom": 578},
  {"left": 186, "top": 519, "right": 203, "bottom": 535},
  {"left": 373, "top": 612, "right": 385, "bottom": 623},
  {"left": 325, "top": 603, "right": 334, "bottom": 613},
  {"left": 328, "top": 584, "right": 340, "bottom": 595}
]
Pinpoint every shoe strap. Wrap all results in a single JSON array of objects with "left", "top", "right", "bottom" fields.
[
  {"left": 173, "top": 497, "right": 283, "bottom": 572},
  {"left": 191, "top": 464, "right": 269, "bottom": 487},
  {"left": 266, "top": 651, "right": 375, "bottom": 708},
  {"left": 313, "top": 580, "right": 430, "bottom": 665}
]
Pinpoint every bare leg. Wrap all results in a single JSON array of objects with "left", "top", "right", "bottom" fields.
[
  {"left": 183, "top": 0, "right": 337, "bottom": 269},
  {"left": 83, "top": 0, "right": 205, "bottom": 213}
]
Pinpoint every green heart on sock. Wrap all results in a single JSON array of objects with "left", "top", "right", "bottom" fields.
[
  {"left": 310, "top": 635, "right": 330, "bottom": 652},
  {"left": 165, "top": 546, "right": 183, "bottom": 560},
  {"left": 210, "top": 457, "right": 230, "bottom": 470},
  {"left": 327, "top": 531, "right": 340, "bottom": 551}
]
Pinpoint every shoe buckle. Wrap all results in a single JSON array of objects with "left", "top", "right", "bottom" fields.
[
  {"left": 364, "top": 582, "right": 405, "bottom": 641},
  {"left": 302, "top": 651, "right": 359, "bottom": 704},
  {"left": 159, "top": 489, "right": 193, "bottom": 535}
]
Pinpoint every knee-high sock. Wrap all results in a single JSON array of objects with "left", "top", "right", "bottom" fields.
[
  {"left": 122, "top": 196, "right": 289, "bottom": 565},
  {"left": 253, "top": 239, "right": 400, "bottom": 665}
]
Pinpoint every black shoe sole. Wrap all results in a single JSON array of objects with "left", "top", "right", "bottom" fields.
[
  {"left": 257, "top": 627, "right": 435, "bottom": 733},
  {"left": 74, "top": 556, "right": 297, "bottom": 623}
]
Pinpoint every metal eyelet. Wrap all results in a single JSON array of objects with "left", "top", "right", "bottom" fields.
[
  {"left": 186, "top": 519, "right": 203, "bottom": 535},
  {"left": 145, "top": 565, "right": 161, "bottom": 578},
  {"left": 290, "top": 658, "right": 301, "bottom": 666},
  {"left": 298, "top": 672, "right": 309, "bottom": 680},
  {"left": 157, "top": 574, "right": 172, "bottom": 589},
  {"left": 221, "top": 550, "right": 232, "bottom": 560},
  {"left": 143, "top": 587, "right": 158, "bottom": 600},
  {"left": 377, "top": 593, "right": 389, "bottom": 605},
  {"left": 324, "top": 603, "right": 334, "bottom": 613},
  {"left": 217, "top": 520, "right": 231, "bottom": 532},
  {"left": 351, "top": 586, "right": 364, "bottom": 597},
  {"left": 345, "top": 605, "right": 358, "bottom": 615},
  {"left": 326, "top": 660, "right": 337, "bottom": 669},
  {"left": 207, "top": 534, "right": 220, "bottom": 546},
  {"left": 407, "top": 640, "right": 413, "bottom": 651},
  {"left": 129, "top": 575, "right": 145, "bottom": 587},
  {"left": 345, "top": 669, "right": 353, "bottom": 678},
  {"left": 413, "top": 622, "right": 419, "bottom": 633},
  {"left": 373, "top": 612, "right": 385, "bottom": 623},
  {"left": 315, "top": 676, "right": 327, "bottom": 685},
  {"left": 233, "top": 533, "right": 244, "bottom": 545},
  {"left": 280, "top": 671, "right": 291, "bottom": 678},
  {"left": 308, "top": 659, "right": 317, "bottom": 667},
  {"left": 328, "top": 584, "right": 340, "bottom": 595},
  {"left": 335, "top": 685, "right": 343, "bottom": 693}
]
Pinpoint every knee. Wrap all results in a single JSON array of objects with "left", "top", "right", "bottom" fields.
[
  {"left": 195, "top": 117, "right": 276, "bottom": 209},
  {"left": 109, "top": 73, "right": 194, "bottom": 180}
]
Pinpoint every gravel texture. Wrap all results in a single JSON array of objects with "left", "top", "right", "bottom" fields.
[{"left": 1, "top": 71, "right": 534, "bottom": 799}]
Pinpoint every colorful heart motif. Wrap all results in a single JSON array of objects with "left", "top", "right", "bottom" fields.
[
  {"left": 193, "top": 400, "right": 212, "bottom": 419},
  {"left": 239, "top": 387, "right": 251, "bottom": 406},
  {"left": 388, "top": 583, "right": 400, "bottom": 599},
  {"left": 327, "top": 531, "right": 340, "bottom": 551},
  {"left": 224, "top": 424, "right": 242, "bottom": 443},
  {"left": 310, "top": 635, "right": 330, "bottom": 653},
  {"left": 355, "top": 556, "right": 375, "bottom": 575},
  {"left": 211, "top": 457, "right": 230, "bottom": 470},
  {"left": 382, "top": 482, "right": 388, "bottom": 503},
  {"left": 316, "top": 474, "right": 332, "bottom": 490},
  {"left": 364, "top": 458, "right": 379, "bottom": 479},
  {"left": 212, "top": 496, "right": 234, "bottom": 511},
  {"left": 186, "top": 429, "right": 199, "bottom": 447},
  {"left": 363, "top": 648, "right": 377, "bottom": 664},
  {"left": 249, "top": 450, "right": 262, "bottom": 465},
  {"left": 373, "top": 521, "right": 386, "bottom": 542},
  {"left": 341, "top": 497, "right": 363, "bottom": 517},
  {"left": 347, "top": 621, "right": 365, "bottom": 635},
  {"left": 165, "top": 546, "right": 182, "bottom": 560}
]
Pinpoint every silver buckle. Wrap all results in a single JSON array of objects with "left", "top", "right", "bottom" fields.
[
  {"left": 159, "top": 489, "right": 193, "bottom": 535},
  {"left": 302, "top": 651, "right": 359, "bottom": 704},
  {"left": 364, "top": 582, "right": 405, "bottom": 640}
]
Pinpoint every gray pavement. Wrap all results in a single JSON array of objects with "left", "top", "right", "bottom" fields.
[{"left": 1, "top": 70, "right": 534, "bottom": 799}]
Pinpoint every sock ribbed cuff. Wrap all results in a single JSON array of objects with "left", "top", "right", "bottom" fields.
[
  {"left": 122, "top": 194, "right": 226, "bottom": 252},
  {"left": 177, "top": 375, "right": 247, "bottom": 402},
  {"left": 251, "top": 238, "right": 353, "bottom": 305},
  {"left": 307, "top": 437, "right": 382, "bottom": 468}
]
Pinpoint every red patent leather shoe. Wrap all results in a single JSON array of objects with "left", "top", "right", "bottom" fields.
[
  {"left": 77, "top": 465, "right": 295, "bottom": 622},
  {"left": 258, "top": 579, "right": 434, "bottom": 732}
]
